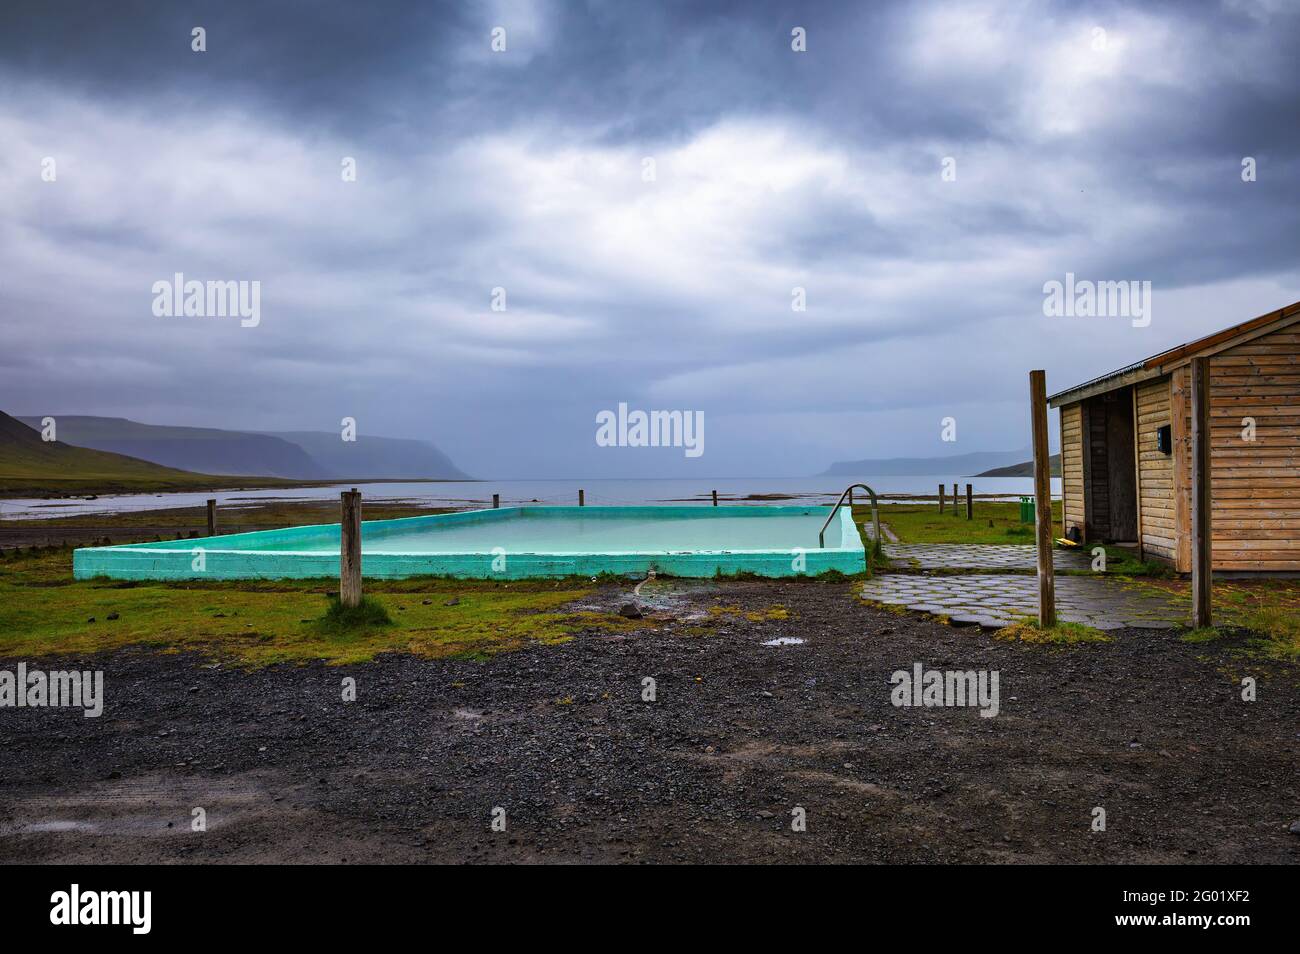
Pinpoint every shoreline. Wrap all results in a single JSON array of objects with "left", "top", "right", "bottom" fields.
[{"left": 0, "top": 476, "right": 478, "bottom": 501}]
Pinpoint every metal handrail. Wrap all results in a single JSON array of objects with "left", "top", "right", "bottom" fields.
[{"left": 819, "top": 483, "right": 882, "bottom": 557}]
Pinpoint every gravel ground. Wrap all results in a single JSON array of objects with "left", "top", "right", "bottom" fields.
[{"left": 2, "top": 579, "right": 1297, "bottom": 864}]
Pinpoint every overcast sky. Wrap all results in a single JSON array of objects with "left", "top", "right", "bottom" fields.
[{"left": 1, "top": 0, "right": 1297, "bottom": 478}]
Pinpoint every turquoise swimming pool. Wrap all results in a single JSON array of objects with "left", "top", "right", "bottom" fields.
[{"left": 72, "top": 505, "right": 867, "bottom": 580}]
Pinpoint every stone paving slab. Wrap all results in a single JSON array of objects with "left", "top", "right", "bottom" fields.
[
  {"left": 861, "top": 573, "right": 1190, "bottom": 630},
  {"left": 883, "top": 543, "right": 1092, "bottom": 572}
]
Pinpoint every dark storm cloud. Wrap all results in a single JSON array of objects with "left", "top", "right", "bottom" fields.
[{"left": 1, "top": 0, "right": 1298, "bottom": 477}]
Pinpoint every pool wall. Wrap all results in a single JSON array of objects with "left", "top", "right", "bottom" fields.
[{"left": 72, "top": 506, "right": 866, "bottom": 581}]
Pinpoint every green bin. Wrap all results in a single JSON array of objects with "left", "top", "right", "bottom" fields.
[{"left": 1019, "top": 496, "right": 1035, "bottom": 523}]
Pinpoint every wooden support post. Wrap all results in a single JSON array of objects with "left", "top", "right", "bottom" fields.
[
  {"left": 711, "top": 489, "right": 718, "bottom": 507},
  {"left": 965, "top": 484, "right": 973, "bottom": 520},
  {"left": 1190, "top": 357, "right": 1213, "bottom": 628},
  {"left": 1030, "top": 370, "right": 1056, "bottom": 627},
  {"left": 492, "top": 493, "right": 500, "bottom": 509},
  {"left": 206, "top": 498, "right": 216, "bottom": 536},
  {"left": 849, "top": 488, "right": 854, "bottom": 509},
  {"left": 340, "top": 489, "right": 363, "bottom": 609},
  {"left": 952, "top": 483, "right": 960, "bottom": 516},
  {"left": 578, "top": 488, "right": 585, "bottom": 507},
  {"left": 938, "top": 484, "right": 945, "bottom": 514}
]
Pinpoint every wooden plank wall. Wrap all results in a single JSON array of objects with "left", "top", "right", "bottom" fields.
[
  {"left": 1175, "top": 324, "right": 1300, "bottom": 571},
  {"left": 1060, "top": 403, "right": 1085, "bottom": 536},
  {"left": 1136, "top": 377, "right": 1177, "bottom": 562}
]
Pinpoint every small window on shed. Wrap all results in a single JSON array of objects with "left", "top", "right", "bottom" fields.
[{"left": 1156, "top": 424, "right": 1172, "bottom": 455}]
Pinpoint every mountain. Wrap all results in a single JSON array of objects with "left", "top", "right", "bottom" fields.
[
  {"left": 262, "top": 431, "right": 470, "bottom": 480},
  {"left": 973, "top": 455, "right": 1061, "bottom": 477},
  {"left": 0, "top": 411, "right": 238, "bottom": 494},
  {"left": 16, "top": 415, "right": 469, "bottom": 481},
  {"left": 19, "top": 416, "right": 328, "bottom": 479},
  {"left": 821, "top": 447, "right": 1036, "bottom": 477}
]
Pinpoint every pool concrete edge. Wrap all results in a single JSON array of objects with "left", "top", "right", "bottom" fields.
[{"left": 73, "top": 505, "right": 867, "bottom": 581}]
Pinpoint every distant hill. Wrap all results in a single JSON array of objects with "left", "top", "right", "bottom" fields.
[
  {"left": 0, "top": 411, "right": 244, "bottom": 495},
  {"left": 974, "top": 455, "right": 1061, "bottom": 477},
  {"left": 263, "top": 431, "right": 470, "bottom": 480},
  {"left": 822, "top": 448, "right": 1035, "bottom": 477},
  {"left": 18, "top": 416, "right": 468, "bottom": 481},
  {"left": 20, "top": 416, "right": 328, "bottom": 479}
]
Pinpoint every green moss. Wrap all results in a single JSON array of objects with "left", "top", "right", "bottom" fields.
[
  {"left": 708, "top": 604, "right": 790, "bottom": 622},
  {"left": 993, "top": 620, "right": 1110, "bottom": 645},
  {"left": 1095, "top": 546, "right": 1177, "bottom": 579}
]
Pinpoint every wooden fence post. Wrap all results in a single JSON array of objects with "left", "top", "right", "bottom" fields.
[
  {"left": 938, "top": 484, "right": 945, "bottom": 514},
  {"left": 1030, "top": 370, "right": 1056, "bottom": 627},
  {"left": 965, "top": 483, "right": 973, "bottom": 520},
  {"left": 711, "top": 489, "right": 718, "bottom": 507},
  {"left": 340, "top": 489, "right": 363, "bottom": 609},
  {"left": 1191, "top": 356, "right": 1213, "bottom": 628},
  {"left": 206, "top": 498, "right": 216, "bottom": 536},
  {"left": 952, "top": 483, "right": 959, "bottom": 516},
  {"left": 492, "top": 493, "right": 500, "bottom": 509},
  {"left": 578, "top": 488, "right": 585, "bottom": 507}
]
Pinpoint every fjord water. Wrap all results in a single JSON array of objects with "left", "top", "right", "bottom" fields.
[{"left": 0, "top": 475, "right": 1060, "bottom": 520}]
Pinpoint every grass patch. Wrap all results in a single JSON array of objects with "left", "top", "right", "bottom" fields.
[
  {"left": 860, "top": 500, "right": 1063, "bottom": 545},
  {"left": 0, "top": 547, "right": 641, "bottom": 666},
  {"left": 1235, "top": 607, "right": 1300, "bottom": 661},
  {"left": 1179, "top": 617, "right": 1300, "bottom": 662},
  {"left": 993, "top": 620, "right": 1110, "bottom": 645},
  {"left": 318, "top": 595, "right": 393, "bottom": 630},
  {"left": 0, "top": 500, "right": 452, "bottom": 534},
  {"left": 1146, "top": 578, "right": 1300, "bottom": 661}
]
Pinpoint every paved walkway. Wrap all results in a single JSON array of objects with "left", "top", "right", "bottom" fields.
[
  {"left": 882, "top": 543, "right": 1092, "bottom": 572},
  {"left": 863, "top": 542, "right": 1189, "bottom": 630},
  {"left": 861, "top": 573, "right": 1189, "bottom": 630}
]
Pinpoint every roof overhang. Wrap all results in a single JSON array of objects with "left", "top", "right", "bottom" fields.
[{"left": 1048, "top": 300, "right": 1300, "bottom": 408}]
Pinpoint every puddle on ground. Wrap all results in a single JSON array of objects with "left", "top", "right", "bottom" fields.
[
  {"left": 12, "top": 820, "right": 100, "bottom": 833},
  {"left": 762, "top": 636, "right": 805, "bottom": 646},
  {"left": 573, "top": 581, "right": 718, "bottom": 621}
]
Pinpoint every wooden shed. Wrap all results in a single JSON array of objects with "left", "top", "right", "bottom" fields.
[{"left": 1048, "top": 299, "right": 1300, "bottom": 573}]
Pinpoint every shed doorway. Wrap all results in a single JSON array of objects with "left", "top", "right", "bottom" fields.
[{"left": 1082, "top": 386, "right": 1138, "bottom": 543}]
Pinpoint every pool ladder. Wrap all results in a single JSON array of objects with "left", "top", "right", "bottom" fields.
[{"left": 819, "top": 483, "right": 882, "bottom": 557}]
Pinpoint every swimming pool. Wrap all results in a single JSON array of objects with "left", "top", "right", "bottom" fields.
[{"left": 71, "top": 505, "right": 867, "bottom": 580}]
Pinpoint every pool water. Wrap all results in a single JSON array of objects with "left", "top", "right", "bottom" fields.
[
  {"left": 73, "top": 506, "right": 867, "bottom": 580},
  {"left": 262, "top": 510, "right": 832, "bottom": 553}
]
